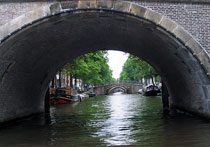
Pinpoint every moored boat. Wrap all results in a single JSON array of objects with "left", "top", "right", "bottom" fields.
[
  {"left": 142, "top": 85, "right": 161, "bottom": 96},
  {"left": 138, "top": 89, "right": 143, "bottom": 94},
  {"left": 50, "top": 88, "right": 80, "bottom": 104},
  {"left": 79, "top": 93, "right": 89, "bottom": 99},
  {"left": 86, "top": 91, "right": 96, "bottom": 97}
]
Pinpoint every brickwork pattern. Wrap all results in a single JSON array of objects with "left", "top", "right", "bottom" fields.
[{"left": 134, "top": 1, "right": 210, "bottom": 52}]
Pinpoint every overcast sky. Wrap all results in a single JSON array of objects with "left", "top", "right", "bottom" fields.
[{"left": 107, "top": 50, "right": 129, "bottom": 79}]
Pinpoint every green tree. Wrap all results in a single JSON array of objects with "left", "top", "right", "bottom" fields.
[
  {"left": 120, "top": 55, "right": 159, "bottom": 85},
  {"left": 62, "top": 51, "right": 114, "bottom": 87}
]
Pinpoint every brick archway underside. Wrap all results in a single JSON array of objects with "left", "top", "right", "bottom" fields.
[{"left": 0, "top": 1, "right": 210, "bottom": 122}]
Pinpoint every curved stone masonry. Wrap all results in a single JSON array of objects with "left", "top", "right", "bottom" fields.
[
  {"left": 107, "top": 85, "right": 129, "bottom": 94},
  {"left": 0, "top": 0, "right": 210, "bottom": 121},
  {"left": 93, "top": 84, "right": 142, "bottom": 95},
  {"left": 0, "top": 1, "right": 209, "bottom": 77}
]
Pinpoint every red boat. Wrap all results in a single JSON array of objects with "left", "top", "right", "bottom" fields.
[
  {"left": 50, "top": 88, "right": 80, "bottom": 104},
  {"left": 50, "top": 96, "right": 74, "bottom": 104}
]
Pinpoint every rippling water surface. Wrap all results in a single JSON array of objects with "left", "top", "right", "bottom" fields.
[{"left": 1, "top": 92, "right": 210, "bottom": 147}]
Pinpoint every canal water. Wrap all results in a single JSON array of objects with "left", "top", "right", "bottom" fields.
[{"left": 1, "top": 93, "right": 210, "bottom": 147}]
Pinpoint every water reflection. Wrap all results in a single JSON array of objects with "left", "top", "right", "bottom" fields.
[
  {"left": 96, "top": 92, "right": 136, "bottom": 145},
  {"left": 0, "top": 93, "right": 210, "bottom": 146}
]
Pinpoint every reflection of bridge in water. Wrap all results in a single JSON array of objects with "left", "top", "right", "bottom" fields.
[{"left": 93, "top": 83, "right": 143, "bottom": 95}]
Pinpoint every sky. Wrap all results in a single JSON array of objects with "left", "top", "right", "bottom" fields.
[{"left": 107, "top": 50, "right": 129, "bottom": 79}]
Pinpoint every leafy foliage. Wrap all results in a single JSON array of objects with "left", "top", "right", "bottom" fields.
[
  {"left": 120, "top": 55, "right": 159, "bottom": 83},
  {"left": 62, "top": 51, "right": 115, "bottom": 85}
]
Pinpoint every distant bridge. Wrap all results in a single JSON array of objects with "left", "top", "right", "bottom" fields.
[{"left": 93, "top": 83, "right": 143, "bottom": 95}]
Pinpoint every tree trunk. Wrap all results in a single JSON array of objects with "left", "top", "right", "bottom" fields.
[
  {"left": 51, "top": 78, "right": 54, "bottom": 88},
  {"left": 74, "top": 74, "right": 77, "bottom": 89},
  {"left": 151, "top": 76, "right": 155, "bottom": 85},
  {"left": 70, "top": 74, "right": 73, "bottom": 88},
  {"left": 66, "top": 65, "right": 69, "bottom": 87},
  {"left": 145, "top": 78, "right": 147, "bottom": 85},
  {"left": 82, "top": 81, "right": 85, "bottom": 91},
  {"left": 59, "top": 70, "right": 62, "bottom": 88},
  {"left": 54, "top": 75, "right": 57, "bottom": 88}
]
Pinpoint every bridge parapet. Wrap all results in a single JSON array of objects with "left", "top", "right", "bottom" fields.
[{"left": 93, "top": 83, "right": 143, "bottom": 95}]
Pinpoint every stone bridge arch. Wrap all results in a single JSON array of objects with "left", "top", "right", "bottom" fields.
[
  {"left": 106, "top": 85, "right": 129, "bottom": 95},
  {"left": 0, "top": 1, "right": 210, "bottom": 122}
]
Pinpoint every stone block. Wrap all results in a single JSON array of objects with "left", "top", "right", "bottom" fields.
[
  {"left": 176, "top": 46, "right": 192, "bottom": 60},
  {"left": 202, "top": 85, "right": 210, "bottom": 99},
  {"left": 208, "top": 99, "right": 210, "bottom": 113},
  {"left": 78, "top": 0, "right": 90, "bottom": 9},
  {"left": 191, "top": 98, "right": 207, "bottom": 112},
  {"left": 173, "top": 26, "right": 192, "bottom": 44},
  {"left": 8, "top": 17, "right": 20, "bottom": 32},
  {"left": 0, "top": 14, "right": 29, "bottom": 41},
  {"left": 90, "top": 0, "right": 97, "bottom": 8},
  {"left": 194, "top": 70, "right": 210, "bottom": 85},
  {"left": 114, "top": 1, "right": 130, "bottom": 12},
  {"left": 185, "top": 58, "right": 202, "bottom": 72},
  {"left": 191, "top": 84, "right": 206, "bottom": 98},
  {"left": 130, "top": 4, "right": 147, "bottom": 17},
  {"left": 144, "top": 9, "right": 163, "bottom": 24},
  {"left": 203, "top": 100, "right": 209, "bottom": 114},
  {"left": 186, "top": 37, "right": 203, "bottom": 55},
  {"left": 160, "top": 17, "right": 177, "bottom": 31},
  {"left": 60, "top": 1, "right": 78, "bottom": 9},
  {"left": 0, "top": 60, "right": 11, "bottom": 76},
  {"left": 6, "top": 15, "right": 26, "bottom": 36},
  {"left": 50, "top": 3, "right": 61, "bottom": 15},
  {"left": 21, "top": 6, "right": 49, "bottom": 26},
  {"left": 0, "top": 24, "right": 9, "bottom": 40},
  {"left": 0, "top": 49, "right": 15, "bottom": 61},
  {"left": 97, "top": 0, "right": 114, "bottom": 9},
  {"left": 197, "top": 50, "right": 210, "bottom": 74}
]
